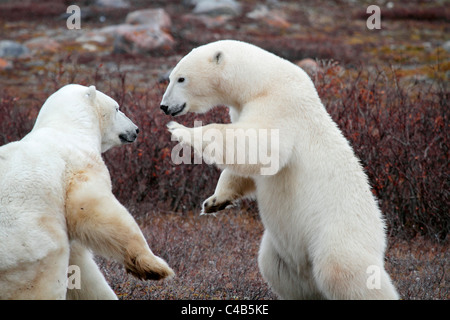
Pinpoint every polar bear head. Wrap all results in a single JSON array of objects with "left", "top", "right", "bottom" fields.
[
  {"left": 33, "top": 84, "right": 139, "bottom": 152},
  {"left": 159, "top": 40, "right": 275, "bottom": 117},
  {"left": 159, "top": 40, "right": 236, "bottom": 117}
]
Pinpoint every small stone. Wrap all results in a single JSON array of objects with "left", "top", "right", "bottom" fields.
[
  {"left": 24, "top": 37, "right": 61, "bottom": 53},
  {"left": 246, "top": 4, "right": 269, "bottom": 19},
  {"left": 182, "top": 13, "right": 231, "bottom": 28},
  {"left": 247, "top": 4, "right": 290, "bottom": 29},
  {"left": 0, "top": 57, "right": 13, "bottom": 71},
  {"left": 82, "top": 43, "right": 99, "bottom": 52},
  {"left": 76, "top": 33, "right": 108, "bottom": 44},
  {"left": 296, "top": 58, "right": 320, "bottom": 76},
  {"left": 193, "top": 0, "right": 242, "bottom": 17},
  {"left": 98, "top": 8, "right": 174, "bottom": 54},
  {"left": 442, "top": 40, "right": 450, "bottom": 53},
  {"left": 125, "top": 8, "right": 171, "bottom": 29},
  {"left": 95, "top": 0, "right": 130, "bottom": 9},
  {"left": 0, "top": 40, "right": 30, "bottom": 58},
  {"left": 111, "top": 24, "right": 175, "bottom": 54}
]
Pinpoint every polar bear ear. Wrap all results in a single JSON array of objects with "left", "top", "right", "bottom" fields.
[
  {"left": 212, "top": 51, "right": 223, "bottom": 65},
  {"left": 86, "top": 85, "right": 96, "bottom": 101}
]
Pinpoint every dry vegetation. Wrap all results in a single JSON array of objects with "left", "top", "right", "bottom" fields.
[{"left": 0, "top": 0, "right": 448, "bottom": 300}]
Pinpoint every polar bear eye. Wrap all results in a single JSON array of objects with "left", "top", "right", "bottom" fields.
[{"left": 177, "top": 77, "right": 185, "bottom": 83}]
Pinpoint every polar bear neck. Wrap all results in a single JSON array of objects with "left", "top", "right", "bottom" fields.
[
  {"left": 206, "top": 41, "right": 304, "bottom": 116},
  {"left": 32, "top": 99, "right": 102, "bottom": 154}
]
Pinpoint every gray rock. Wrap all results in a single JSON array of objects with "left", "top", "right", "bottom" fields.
[
  {"left": 247, "top": 5, "right": 269, "bottom": 19},
  {"left": 182, "top": 13, "right": 232, "bottom": 28},
  {"left": 95, "top": 0, "right": 130, "bottom": 9},
  {"left": 296, "top": 58, "right": 320, "bottom": 76},
  {"left": 0, "top": 40, "right": 30, "bottom": 58},
  {"left": 442, "top": 40, "right": 450, "bottom": 53},
  {"left": 247, "top": 4, "right": 291, "bottom": 28},
  {"left": 106, "top": 24, "right": 174, "bottom": 54},
  {"left": 98, "top": 8, "right": 174, "bottom": 54},
  {"left": 193, "top": 0, "right": 242, "bottom": 17},
  {"left": 125, "top": 8, "right": 171, "bottom": 28},
  {"left": 76, "top": 33, "right": 108, "bottom": 44},
  {"left": 24, "top": 37, "right": 61, "bottom": 53},
  {"left": 0, "top": 57, "right": 13, "bottom": 70}
]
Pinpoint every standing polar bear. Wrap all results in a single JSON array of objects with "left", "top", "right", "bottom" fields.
[
  {"left": 0, "top": 84, "right": 173, "bottom": 300},
  {"left": 160, "top": 40, "right": 399, "bottom": 299}
]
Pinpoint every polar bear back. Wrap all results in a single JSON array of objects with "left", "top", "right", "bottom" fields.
[{"left": 0, "top": 136, "right": 68, "bottom": 270}]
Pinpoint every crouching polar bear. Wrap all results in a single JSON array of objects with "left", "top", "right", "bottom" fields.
[
  {"left": 160, "top": 40, "right": 399, "bottom": 299},
  {"left": 0, "top": 84, "right": 173, "bottom": 300}
]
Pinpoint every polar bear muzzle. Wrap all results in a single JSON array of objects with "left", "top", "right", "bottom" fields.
[
  {"left": 101, "top": 109, "right": 139, "bottom": 152},
  {"left": 160, "top": 102, "right": 186, "bottom": 117},
  {"left": 119, "top": 127, "right": 139, "bottom": 144}
]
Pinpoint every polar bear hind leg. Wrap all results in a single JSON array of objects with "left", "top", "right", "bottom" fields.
[
  {"left": 66, "top": 241, "right": 117, "bottom": 300},
  {"left": 312, "top": 252, "right": 399, "bottom": 300},
  {"left": 258, "top": 231, "right": 325, "bottom": 300}
]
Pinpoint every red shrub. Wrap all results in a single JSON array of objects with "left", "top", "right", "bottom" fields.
[
  {"left": 0, "top": 95, "right": 38, "bottom": 144},
  {"left": 314, "top": 61, "right": 448, "bottom": 241},
  {"left": 0, "top": 60, "right": 447, "bottom": 242}
]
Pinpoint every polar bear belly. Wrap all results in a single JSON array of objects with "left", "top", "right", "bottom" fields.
[{"left": 254, "top": 167, "right": 314, "bottom": 266}]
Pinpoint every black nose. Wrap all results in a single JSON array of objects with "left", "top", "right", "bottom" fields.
[
  {"left": 136, "top": 128, "right": 139, "bottom": 135},
  {"left": 160, "top": 105, "right": 169, "bottom": 114}
]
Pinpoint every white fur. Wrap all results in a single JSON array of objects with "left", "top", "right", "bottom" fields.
[
  {"left": 162, "top": 40, "right": 399, "bottom": 299},
  {"left": 0, "top": 84, "right": 172, "bottom": 300}
]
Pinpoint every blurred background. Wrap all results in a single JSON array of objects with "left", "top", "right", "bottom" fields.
[{"left": 0, "top": 0, "right": 448, "bottom": 299}]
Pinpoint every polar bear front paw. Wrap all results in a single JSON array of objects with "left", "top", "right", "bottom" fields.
[
  {"left": 167, "top": 121, "right": 188, "bottom": 143},
  {"left": 201, "top": 194, "right": 234, "bottom": 215},
  {"left": 166, "top": 120, "right": 185, "bottom": 132}
]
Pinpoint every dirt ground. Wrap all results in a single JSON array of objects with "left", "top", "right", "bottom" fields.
[{"left": 97, "top": 209, "right": 448, "bottom": 300}]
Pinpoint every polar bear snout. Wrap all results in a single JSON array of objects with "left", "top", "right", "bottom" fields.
[
  {"left": 100, "top": 105, "right": 139, "bottom": 152},
  {"left": 119, "top": 127, "right": 139, "bottom": 144},
  {"left": 160, "top": 103, "right": 186, "bottom": 117},
  {"left": 160, "top": 104, "right": 169, "bottom": 114}
]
